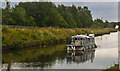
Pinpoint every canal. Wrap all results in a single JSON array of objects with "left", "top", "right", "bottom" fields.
[{"left": 2, "top": 32, "right": 118, "bottom": 69}]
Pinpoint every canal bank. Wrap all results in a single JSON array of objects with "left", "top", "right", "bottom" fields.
[{"left": 2, "top": 27, "right": 117, "bottom": 50}]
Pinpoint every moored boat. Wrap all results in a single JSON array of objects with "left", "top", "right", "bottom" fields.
[{"left": 66, "top": 34, "right": 96, "bottom": 51}]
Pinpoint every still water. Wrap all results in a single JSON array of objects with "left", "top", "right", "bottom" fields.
[{"left": 2, "top": 32, "right": 118, "bottom": 69}]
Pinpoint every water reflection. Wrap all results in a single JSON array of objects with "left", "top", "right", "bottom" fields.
[
  {"left": 2, "top": 44, "right": 67, "bottom": 69},
  {"left": 66, "top": 50, "right": 95, "bottom": 64},
  {"left": 2, "top": 45, "right": 96, "bottom": 69}
]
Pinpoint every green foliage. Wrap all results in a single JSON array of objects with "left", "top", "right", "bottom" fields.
[
  {"left": 2, "top": 2, "right": 115, "bottom": 28},
  {"left": 90, "top": 19, "right": 115, "bottom": 28},
  {"left": 46, "top": 8, "right": 68, "bottom": 28},
  {"left": 12, "top": 7, "right": 27, "bottom": 25}
]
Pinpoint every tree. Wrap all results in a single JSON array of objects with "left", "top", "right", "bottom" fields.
[
  {"left": 5, "top": 0, "right": 10, "bottom": 10},
  {"left": 12, "top": 7, "right": 27, "bottom": 25},
  {"left": 2, "top": 8, "right": 15, "bottom": 25},
  {"left": 47, "top": 8, "right": 68, "bottom": 28},
  {"left": 57, "top": 4, "right": 77, "bottom": 28},
  {"left": 2, "top": 2, "right": 114, "bottom": 28},
  {"left": 11, "top": 7, "right": 36, "bottom": 26},
  {"left": 83, "top": 6, "right": 88, "bottom": 10}
]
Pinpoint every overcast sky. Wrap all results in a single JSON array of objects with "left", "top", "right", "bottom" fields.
[{"left": 1, "top": 0, "right": 119, "bottom": 22}]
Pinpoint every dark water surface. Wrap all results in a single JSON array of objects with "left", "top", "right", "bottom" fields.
[{"left": 2, "top": 32, "right": 118, "bottom": 69}]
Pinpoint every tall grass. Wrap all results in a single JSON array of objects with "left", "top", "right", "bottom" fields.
[{"left": 2, "top": 27, "right": 117, "bottom": 48}]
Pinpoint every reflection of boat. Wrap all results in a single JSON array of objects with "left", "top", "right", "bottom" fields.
[
  {"left": 66, "top": 34, "right": 96, "bottom": 51},
  {"left": 66, "top": 49, "right": 95, "bottom": 64}
]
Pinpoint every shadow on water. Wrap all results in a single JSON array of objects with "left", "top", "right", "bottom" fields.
[{"left": 2, "top": 43, "right": 96, "bottom": 70}]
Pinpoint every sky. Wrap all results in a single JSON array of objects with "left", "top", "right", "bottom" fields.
[{"left": 1, "top": 0, "right": 119, "bottom": 22}]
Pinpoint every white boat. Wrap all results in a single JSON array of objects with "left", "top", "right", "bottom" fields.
[{"left": 66, "top": 34, "right": 96, "bottom": 51}]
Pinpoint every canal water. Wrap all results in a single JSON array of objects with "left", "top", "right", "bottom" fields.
[{"left": 2, "top": 32, "right": 118, "bottom": 69}]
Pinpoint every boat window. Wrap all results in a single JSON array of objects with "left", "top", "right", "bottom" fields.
[
  {"left": 78, "top": 38, "right": 81, "bottom": 40},
  {"left": 75, "top": 38, "right": 77, "bottom": 40}
]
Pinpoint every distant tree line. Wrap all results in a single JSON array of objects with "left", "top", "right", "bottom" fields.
[{"left": 2, "top": 2, "right": 117, "bottom": 28}]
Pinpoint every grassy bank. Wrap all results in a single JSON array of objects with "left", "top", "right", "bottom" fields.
[
  {"left": 2, "top": 27, "right": 117, "bottom": 49},
  {"left": 104, "top": 64, "right": 119, "bottom": 71}
]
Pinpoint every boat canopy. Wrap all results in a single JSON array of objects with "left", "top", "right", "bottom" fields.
[{"left": 71, "top": 35, "right": 94, "bottom": 39}]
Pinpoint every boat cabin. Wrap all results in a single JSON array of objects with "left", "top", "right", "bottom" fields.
[{"left": 66, "top": 34, "right": 96, "bottom": 51}]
